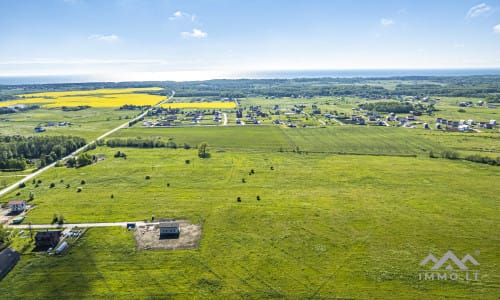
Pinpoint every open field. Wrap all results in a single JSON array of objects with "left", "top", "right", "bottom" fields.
[
  {"left": 0, "top": 107, "right": 138, "bottom": 141},
  {"left": 0, "top": 149, "right": 498, "bottom": 298},
  {"left": 161, "top": 102, "right": 236, "bottom": 109},
  {"left": 111, "top": 126, "right": 293, "bottom": 151},
  {"left": 0, "top": 81, "right": 499, "bottom": 298},
  {"left": 0, "top": 87, "right": 165, "bottom": 108},
  {"left": 106, "top": 125, "right": 499, "bottom": 158}
]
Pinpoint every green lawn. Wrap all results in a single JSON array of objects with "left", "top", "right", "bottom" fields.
[{"left": 0, "top": 150, "right": 498, "bottom": 298}]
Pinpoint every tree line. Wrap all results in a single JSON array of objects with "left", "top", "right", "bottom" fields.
[
  {"left": 106, "top": 138, "right": 190, "bottom": 149},
  {"left": 0, "top": 136, "right": 86, "bottom": 170}
]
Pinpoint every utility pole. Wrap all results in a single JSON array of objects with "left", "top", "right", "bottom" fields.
[{"left": 29, "top": 222, "right": 33, "bottom": 240}]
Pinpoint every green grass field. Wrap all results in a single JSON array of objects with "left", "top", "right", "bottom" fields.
[
  {"left": 0, "top": 149, "right": 498, "bottom": 298},
  {"left": 0, "top": 93, "right": 498, "bottom": 299},
  {"left": 0, "top": 107, "right": 136, "bottom": 141}
]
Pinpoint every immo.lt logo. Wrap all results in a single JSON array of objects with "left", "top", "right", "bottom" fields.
[{"left": 419, "top": 251, "right": 480, "bottom": 281}]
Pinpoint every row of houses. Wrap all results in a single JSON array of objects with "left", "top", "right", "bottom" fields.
[{"left": 436, "top": 118, "right": 497, "bottom": 129}]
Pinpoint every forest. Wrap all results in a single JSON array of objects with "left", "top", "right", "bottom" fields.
[
  {"left": 2, "top": 75, "right": 500, "bottom": 100},
  {"left": 0, "top": 136, "right": 86, "bottom": 170}
]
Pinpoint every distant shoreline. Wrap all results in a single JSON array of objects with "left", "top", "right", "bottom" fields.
[{"left": 2, "top": 68, "right": 500, "bottom": 85}]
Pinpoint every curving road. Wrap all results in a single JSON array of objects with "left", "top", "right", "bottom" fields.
[{"left": 0, "top": 91, "right": 175, "bottom": 198}]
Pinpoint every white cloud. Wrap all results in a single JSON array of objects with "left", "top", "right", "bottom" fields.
[
  {"left": 170, "top": 10, "right": 196, "bottom": 22},
  {"left": 494, "top": 24, "right": 500, "bottom": 33},
  {"left": 181, "top": 29, "right": 207, "bottom": 39},
  {"left": 88, "top": 34, "right": 120, "bottom": 42},
  {"left": 466, "top": 3, "right": 492, "bottom": 19},
  {"left": 380, "top": 18, "right": 395, "bottom": 27}
]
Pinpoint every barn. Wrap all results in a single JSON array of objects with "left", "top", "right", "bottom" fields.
[{"left": 159, "top": 222, "right": 180, "bottom": 238}]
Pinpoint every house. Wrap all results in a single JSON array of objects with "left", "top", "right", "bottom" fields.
[
  {"left": 0, "top": 248, "right": 20, "bottom": 281},
  {"left": 35, "top": 231, "right": 61, "bottom": 248},
  {"left": 8, "top": 200, "right": 26, "bottom": 213},
  {"left": 159, "top": 222, "right": 180, "bottom": 238}
]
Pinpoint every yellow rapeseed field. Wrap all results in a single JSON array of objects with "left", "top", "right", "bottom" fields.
[
  {"left": 0, "top": 88, "right": 165, "bottom": 108},
  {"left": 161, "top": 102, "right": 236, "bottom": 109}
]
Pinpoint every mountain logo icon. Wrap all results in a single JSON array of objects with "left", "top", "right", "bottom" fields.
[{"left": 420, "top": 251, "right": 479, "bottom": 270}]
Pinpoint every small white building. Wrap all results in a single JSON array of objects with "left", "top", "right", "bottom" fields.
[{"left": 8, "top": 200, "right": 26, "bottom": 213}]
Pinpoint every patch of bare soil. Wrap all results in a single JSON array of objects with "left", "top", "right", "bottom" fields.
[{"left": 134, "top": 220, "right": 202, "bottom": 250}]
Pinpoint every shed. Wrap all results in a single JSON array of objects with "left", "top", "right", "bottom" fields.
[
  {"left": 8, "top": 200, "right": 26, "bottom": 213},
  {"left": 35, "top": 231, "right": 61, "bottom": 248},
  {"left": 0, "top": 248, "right": 20, "bottom": 281},
  {"left": 159, "top": 222, "right": 180, "bottom": 238}
]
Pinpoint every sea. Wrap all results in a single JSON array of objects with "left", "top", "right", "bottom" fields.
[{"left": 1, "top": 69, "right": 500, "bottom": 85}]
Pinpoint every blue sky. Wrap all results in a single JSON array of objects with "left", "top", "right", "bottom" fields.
[{"left": 1, "top": 0, "right": 500, "bottom": 80}]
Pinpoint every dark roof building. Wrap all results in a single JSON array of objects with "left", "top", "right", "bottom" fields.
[
  {"left": 0, "top": 248, "right": 20, "bottom": 281},
  {"left": 35, "top": 231, "right": 61, "bottom": 248},
  {"left": 159, "top": 222, "right": 180, "bottom": 238}
]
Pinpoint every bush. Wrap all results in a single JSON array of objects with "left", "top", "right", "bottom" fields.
[
  {"left": 465, "top": 154, "right": 499, "bottom": 166},
  {"left": 18, "top": 182, "right": 26, "bottom": 188},
  {"left": 77, "top": 187, "right": 82, "bottom": 193},
  {"left": 145, "top": 175, "right": 151, "bottom": 180},
  {"left": 442, "top": 151, "right": 459, "bottom": 160},
  {"left": 80, "top": 180, "right": 86, "bottom": 185},
  {"left": 237, "top": 197, "right": 241, "bottom": 202},
  {"left": 49, "top": 183, "right": 55, "bottom": 188}
]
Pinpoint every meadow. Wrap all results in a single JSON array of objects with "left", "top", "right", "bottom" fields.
[
  {"left": 0, "top": 107, "right": 138, "bottom": 141},
  {"left": 0, "top": 85, "right": 498, "bottom": 299},
  {"left": 0, "top": 148, "right": 498, "bottom": 299}
]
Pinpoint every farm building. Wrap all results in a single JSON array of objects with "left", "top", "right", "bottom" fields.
[
  {"left": 159, "top": 222, "right": 180, "bottom": 238},
  {"left": 0, "top": 248, "right": 20, "bottom": 281},
  {"left": 35, "top": 231, "right": 61, "bottom": 248},
  {"left": 8, "top": 200, "right": 26, "bottom": 213}
]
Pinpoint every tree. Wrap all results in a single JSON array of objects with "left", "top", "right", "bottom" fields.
[
  {"left": 198, "top": 142, "right": 210, "bottom": 158},
  {"left": 0, "top": 224, "right": 9, "bottom": 245}
]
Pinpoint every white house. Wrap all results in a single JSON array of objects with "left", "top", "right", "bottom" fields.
[{"left": 8, "top": 200, "right": 26, "bottom": 213}]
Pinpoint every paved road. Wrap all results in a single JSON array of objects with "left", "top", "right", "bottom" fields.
[
  {"left": 223, "top": 113, "right": 228, "bottom": 126},
  {"left": 0, "top": 91, "right": 175, "bottom": 198},
  {"left": 6, "top": 221, "right": 154, "bottom": 230}
]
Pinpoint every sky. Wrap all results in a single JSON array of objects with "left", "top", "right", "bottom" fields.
[{"left": 1, "top": 0, "right": 500, "bottom": 81}]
